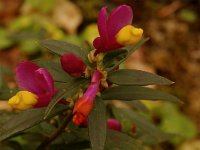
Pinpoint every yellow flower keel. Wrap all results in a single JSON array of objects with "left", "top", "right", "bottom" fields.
[
  {"left": 116, "top": 25, "right": 143, "bottom": 46},
  {"left": 8, "top": 91, "right": 38, "bottom": 110}
]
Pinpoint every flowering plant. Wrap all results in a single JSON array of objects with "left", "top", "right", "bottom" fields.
[{"left": 0, "top": 5, "right": 180, "bottom": 150}]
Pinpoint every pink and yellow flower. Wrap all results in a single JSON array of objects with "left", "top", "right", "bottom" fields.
[
  {"left": 93, "top": 5, "right": 143, "bottom": 53},
  {"left": 72, "top": 70, "right": 102, "bottom": 126},
  {"left": 8, "top": 61, "right": 56, "bottom": 110}
]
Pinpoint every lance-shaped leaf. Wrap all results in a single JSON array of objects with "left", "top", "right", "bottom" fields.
[
  {"left": 108, "top": 69, "right": 173, "bottom": 86},
  {"left": 71, "top": 127, "right": 142, "bottom": 150},
  {"left": 126, "top": 37, "right": 149, "bottom": 53},
  {"left": 112, "top": 107, "right": 173, "bottom": 145},
  {"left": 50, "top": 141, "right": 90, "bottom": 150},
  {"left": 0, "top": 105, "right": 67, "bottom": 141},
  {"left": 0, "top": 111, "right": 15, "bottom": 126},
  {"left": 103, "top": 49, "right": 128, "bottom": 69},
  {"left": 0, "top": 88, "right": 18, "bottom": 100},
  {"left": 126, "top": 100, "right": 149, "bottom": 113},
  {"left": 88, "top": 97, "right": 107, "bottom": 150},
  {"left": 35, "top": 60, "right": 73, "bottom": 83},
  {"left": 105, "top": 129, "right": 143, "bottom": 150},
  {"left": 102, "top": 86, "right": 181, "bottom": 103},
  {"left": 44, "top": 79, "right": 88, "bottom": 119},
  {"left": 39, "top": 39, "right": 90, "bottom": 66},
  {"left": 103, "top": 38, "right": 149, "bottom": 71}
]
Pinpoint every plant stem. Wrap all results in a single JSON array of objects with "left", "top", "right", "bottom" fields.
[{"left": 36, "top": 111, "right": 72, "bottom": 150}]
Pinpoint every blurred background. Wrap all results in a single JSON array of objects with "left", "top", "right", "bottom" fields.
[{"left": 0, "top": 0, "right": 200, "bottom": 149}]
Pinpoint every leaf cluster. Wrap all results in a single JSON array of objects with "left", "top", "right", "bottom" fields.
[{"left": 0, "top": 38, "right": 180, "bottom": 150}]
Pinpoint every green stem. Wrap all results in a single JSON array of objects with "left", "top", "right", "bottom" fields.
[{"left": 36, "top": 111, "right": 72, "bottom": 150}]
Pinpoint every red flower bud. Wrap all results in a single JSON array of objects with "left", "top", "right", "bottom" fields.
[
  {"left": 60, "top": 54, "right": 86, "bottom": 77},
  {"left": 72, "top": 70, "right": 102, "bottom": 126}
]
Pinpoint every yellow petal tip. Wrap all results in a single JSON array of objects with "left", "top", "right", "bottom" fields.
[
  {"left": 116, "top": 25, "right": 143, "bottom": 46},
  {"left": 8, "top": 91, "right": 38, "bottom": 111}
]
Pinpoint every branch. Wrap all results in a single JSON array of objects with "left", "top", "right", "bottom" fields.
[{"left": 37, "top": 111, "right": 72, "bottom": 149}]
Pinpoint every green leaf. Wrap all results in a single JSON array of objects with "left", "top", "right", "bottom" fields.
[
  {"left": 112, "top": 107, "right": 172, "bottom": 145},
  {"left": 44, "top": 79, "right": 88, "bottom": 119},
  {"left": 50, "top": 141, "right": 90, "bottom": 150},
  {"left": 104, "top": 38, "right": 149, "bottom": 71},
  {"left": 0, "top": 111, "right": 16, "bottom": 126},
  {"left": 0, "top": 105, "right": 66, "bottom": 141},
  {"left": 35, "top": 59, "right": 74, "bottom": 83},
  {"left": 126, "top": 100, "right": 149, "bottom": 113},
  {"left": 0, "top": 65, "right": 13, "bottom": 91},
  {"left": 0, "top": 65, "right": 3, "bottom": 89},
  {"left": 102, "top": 86, "right": 181, "bottom": 103},
  {"left": 39, "top": 39, "right": 90, "bottom": 66},
  {"left": 0, "top": 65, "right": 17, "bottom": 100},
  {"left": 126, "top": 37, "right": 149, "bottom": 53},
  {"left": 105, "top": 129, "right": 143, "bottom": 150},
  {"left": 71, "top": 127, "right": 142, "bottom": 150},
  {"left": 0, "top": 89, "right": 18, "bottom": 100},
  {"left": 103, "top": 49, "right": 128, "bottom": 69},
  {"left": 108, "top": 69, "right": 173, "bottom": 86},
  {"left": 88, "top": 97, "right": 107, "bottom": 150}
]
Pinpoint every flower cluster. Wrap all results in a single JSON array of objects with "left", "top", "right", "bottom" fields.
[{"left": 8, "top": 5, "right": 143, "bottom": 127}]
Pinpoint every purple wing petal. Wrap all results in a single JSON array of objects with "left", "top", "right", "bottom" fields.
[
  {"left": 93, "top": 37, "right": 104, "bottom": 51},
  {"left": 16, "top": 61, "right": 44, "bottom": 94},
  {"left": 35, "top": 68, "right": 55, "bottom": 94},
  {"left": 97, "top": 6, "right": 109, "bottom": 45},
  {"left": 107, "top": 5, "right": 133, "bottom": 38},
  {"left": 35, "top": 93, "right": 52, "bottom": 107}
]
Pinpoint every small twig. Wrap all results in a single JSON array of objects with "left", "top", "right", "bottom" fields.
[{"left": 37, "top": 111, "right": 72, "bottom": 150}]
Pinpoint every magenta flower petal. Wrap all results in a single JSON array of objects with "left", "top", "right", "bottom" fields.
[
  {"left": 35, "top": 93, "right": 53, "bottom": 107},
  {"left": 107, "top": 5, "right": 133, "bottom": 38},
  {"left": 35, "top": 68, "right": 54, "bottom": 94},
  {"left": 93, "top": 37, "right": 103, "bottom": 52},
  {"left": 16, "top": 61, "right": 44, "bottom": 94},
  {"left": 97, "top": 7, "right": 109, "bottom": 45},
  {"left": 60, "top": 54, "right": 86, "bottom": 77}
]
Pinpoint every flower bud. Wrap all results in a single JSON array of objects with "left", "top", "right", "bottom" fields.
[
  {"left": 107, "top": 118, "right": 122, "bottom": 131},
  {"left": 72, "top": 70, "right": 102, "bottom": 126},
  {"left": 60, "top": 54, "right": 86, "bottom": 77}
]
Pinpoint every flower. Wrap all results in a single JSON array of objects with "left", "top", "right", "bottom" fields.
[
  {"left": 107, "top": 118, "right": 122, "bottom": 131},
  {"left": 72, "top": 70, "right": 102, "bottom": 126},
  {"left": 8, "top": 61, "right": 56, "bottom": 110},
  {"left": 60, "top": 53, "right": 86, "bottom": 77},
  {"left": 93, "top": 5, "right": 143, "bottom": 53}
]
